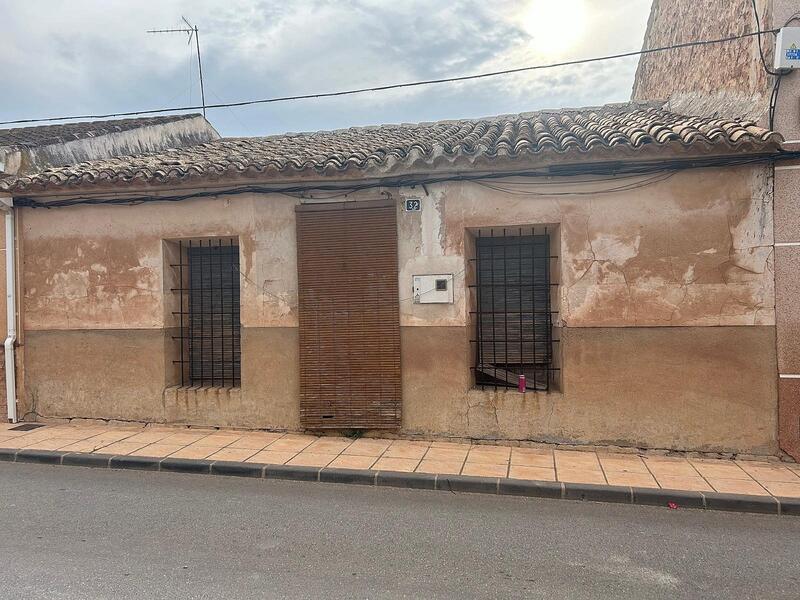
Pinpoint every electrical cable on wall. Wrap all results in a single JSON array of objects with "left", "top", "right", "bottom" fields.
[{"left": 0, "top": 28, "right": 780, "bottom": 126}]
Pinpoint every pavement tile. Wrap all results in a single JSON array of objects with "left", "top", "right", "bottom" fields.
[
  {"left": 305, "top": 438, "right": 353, "bottom": 454},
  {"left": 168, "top": 445, "right": 220, "bottom": 460},
  {"left": 199, "top": 434, "right": 242, "bottom": 447},
  {"left": 554, "top": 450, "right": 600, "bottom": 470},
  {"left": 429, "top": 441, "right": 472, "bottom": 450},
  {"left": 207, "top": 447, "right": 259, "bottom": 462},
  {"left": 158, "top": 432, "right": 212, "bottom": 446},
  {"left": 86, "top": 431, "right": 139, "bottom": 443},
  {"left": 761, "top": 481, "right": 800, "bottom": 497},
  {"left": 689, "top": 460, "right": 751, "bottom": 480},
  {"left": 227, "top": 433, "right": 284, "bottom": 450},
  {"left": 383, "top": 442, "right": 428, "bottom": 460},
  {"left": 281, "top": 434, "right": 319, "bottom": 443},
  {"left": 10, "top": 431, "right": 57, "bottom": 442},
  {"left": 416, "top": 459, "right": 464, "bottom": 475},
  {"left": 598, "top": 455, "right": 649, "bottom": 474},
  {"left": 128, "top": 444, "right": 186, "bottom": 458},
  {"left": 510, "top": 448, "right": 554, "bottom": 468},
  {"left": 642, "top": 458, "right": 700, "bottom": 478},
  {"left": 423, "top": 447, "right": 469, "bottom": 462},
  {"left": 462, "top": 463, "right": 508, "bottom": 477},
  {"left": 97, "top": 441, "right": 148, "bottom": 456},
  {"left": 653, "top": 475, "right": 713, "bottom": 492},
  {"left": 46, "top": 430, "right": 90, "bottom": 441},
  {"left": 556, "top": 468, "right": 607, "bottom": 485},
  {"left": 20, "top": 438, "right": 71, "bottom": 451},
  {"left": 467, "top": 446, "right": 511, "bottom": 464},
  {"left": 605, "top": 471, "right": 659, "bottom": 488},
  {"left": 328, "top": 454, "right": 378, "bottom": 470},
  {"left": 0, "top": 432, "right": 34, "bottom": 441},
  {"left": 286, "top": 452, "right": 336, "bottom": 468},
  {"left": 267, "top": 437, "right": 316, "bottom": 453},
  {"left": 508, "top": 465, "right": 556, "bottom": 481},
  {"left": 118, "top": 431, "right": 173, "bottom": 444},
  {"left": 372, "top": 457, "right": 421, "bottom": 472},
  {"left": 736, "top": 462, "right": 800, "bottom": 483},
  {"left": 245, "top": 450, "right": 297, "bottom": 465},
  {"left": 59, "top": 440, "right": 108, "bottom": 453},
  {"left": 342, "top": 439, "right": 392, "bottom": 456},
  {"left": 707, "top": 478, "right": 769, "bottom": 495}
]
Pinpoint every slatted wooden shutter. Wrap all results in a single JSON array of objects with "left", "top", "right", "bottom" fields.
[{"left": 296, "top": 200, "right": 401, "bottom": 429}]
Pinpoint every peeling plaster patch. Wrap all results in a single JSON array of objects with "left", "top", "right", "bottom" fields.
[{"left": 591, "top": 232, "right": 641, "bottom": 265}]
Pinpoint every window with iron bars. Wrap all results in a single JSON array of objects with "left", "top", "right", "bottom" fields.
[
  {"left": 171, "top": 239, "right": 241, "bottom": 387},
  {"left": 470, "top": 228, "right": 559, "bottom": 392}
]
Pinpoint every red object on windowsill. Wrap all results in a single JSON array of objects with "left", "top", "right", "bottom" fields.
[{"left": 518, "top": 374, "right": 526, "bottom": 393}]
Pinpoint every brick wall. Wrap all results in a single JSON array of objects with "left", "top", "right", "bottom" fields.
[{"left": 631, "top": 0, "right": 772, "bottom": 121}]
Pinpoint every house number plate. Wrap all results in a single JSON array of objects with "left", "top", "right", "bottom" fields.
[{"left": 404, "top": 198, "right": 422, "bottom": 211}]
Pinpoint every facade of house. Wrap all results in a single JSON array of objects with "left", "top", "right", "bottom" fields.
[
  {"left": 0, "top": 102, "right": 789, "bottom": 455},
  {"left": 632, "top": 0, "right": 800, "bottom": 459}
]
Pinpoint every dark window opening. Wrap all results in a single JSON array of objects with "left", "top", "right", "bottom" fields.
[
  {"left": 470, "top": 229, "right": 559, "bottom": 392},
  {"left": 172, "top": 239, "right": 241, "bottom": 387}
]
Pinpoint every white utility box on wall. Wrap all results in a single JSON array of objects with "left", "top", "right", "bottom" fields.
[
  {"left": 412, "top": 274, "right": 454, "bottom": 304},
  {"left": 775, "top": 28, "right": 800, "bottom": 69}
]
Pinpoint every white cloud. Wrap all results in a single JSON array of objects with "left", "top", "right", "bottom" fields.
[{"left": 0, "top": 0, "right": 652, "bottom": 136}]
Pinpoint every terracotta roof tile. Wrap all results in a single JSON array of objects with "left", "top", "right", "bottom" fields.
[
  {"left": 0, "top": 114, "right": 202, "bottom": 151},
  {"left": 1, "top": 103, "right": 782, "bottom": 194}
]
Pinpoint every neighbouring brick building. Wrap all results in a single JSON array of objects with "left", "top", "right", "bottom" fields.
[
  {"left": 632, "top": 0, "right": 800, "bottom": 460},
  {"left": 0, "top": 101, "right": 792, "bottom": 456}
]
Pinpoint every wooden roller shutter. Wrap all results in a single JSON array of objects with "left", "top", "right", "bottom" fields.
[{"left": 296, "top": 200, "right": 401, "bottom": 429}]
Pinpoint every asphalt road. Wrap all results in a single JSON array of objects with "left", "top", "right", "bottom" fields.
[{"left": 0, "top": 463, "right": 798, "bottom": 599}]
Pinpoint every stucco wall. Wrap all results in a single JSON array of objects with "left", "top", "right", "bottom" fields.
[{"left": 16, "top": 165, "right": 778, "bottom": 453}]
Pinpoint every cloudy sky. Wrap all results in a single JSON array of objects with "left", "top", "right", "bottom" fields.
[{"left": 0, "top": 0, "right": 652, "bottom": 137}]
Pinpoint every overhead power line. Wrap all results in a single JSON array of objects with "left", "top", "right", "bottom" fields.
[{"left": 0, "top": 28, "right": 779, "bottom": 127}]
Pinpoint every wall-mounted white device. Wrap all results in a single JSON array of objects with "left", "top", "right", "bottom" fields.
[
  {"left": 775, "top": 28, "right": 800, "bottom": 70},
  {"left": 412, "top": 274, "right": 454, "bottom": 304}
]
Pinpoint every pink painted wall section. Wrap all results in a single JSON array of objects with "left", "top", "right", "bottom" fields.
[
  {"left": 20, "top": 194, "right": 301, "bottom": 331},
  {"left": 19, "top": 165, "right": 773, "bottom": 332},
  {"left": 399, "top": 165, "right": 774, "bottom": 328}
]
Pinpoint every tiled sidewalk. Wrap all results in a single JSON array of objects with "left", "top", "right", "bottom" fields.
[{"left": 2, "top": 421, "right": 799, "bottom": 498}]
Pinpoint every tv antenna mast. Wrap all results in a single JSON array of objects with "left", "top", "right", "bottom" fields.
[{"left": 148, "top": 17, "right": 207, "bottom": 117}]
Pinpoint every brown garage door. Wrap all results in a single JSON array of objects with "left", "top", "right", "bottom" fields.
[{"left": 296, "top": 200, "right": 401, "bottom": 429}]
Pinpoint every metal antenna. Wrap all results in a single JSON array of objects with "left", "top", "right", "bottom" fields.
[{"left": 148, "top": 17, "right": 207, "bottom": 117}]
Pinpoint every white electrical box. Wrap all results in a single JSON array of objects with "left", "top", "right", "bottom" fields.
[
  {"left": 412, "top": 274, "right": 454, "bottom": 304},
  {"left": 775, "top": 28, "right": 800, "bottom": 70}
]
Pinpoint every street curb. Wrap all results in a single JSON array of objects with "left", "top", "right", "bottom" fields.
[
  {"left": 564, "top": 482, "right": 632, "bottom": 504},
  {"left": 160, "top": 458, "right": 213, "bottom": 474},
  {"left": 702, "top": 492, "right": 779, "bottom": 514},
  {"left": 15, "top": 449, "right": 63, "bottom": 465},
  {"left": 376, "top": 470, "right": 436, "bottom": 490},
  {"left": 778, "top": 496, "right": 800, "bottom": 516},
  {"left": 632, "top": 487, "right": 705, "bottom": 510},
  {"left": 109, "top": 455, "right": 160, "bottom": 471},
  {"left": 437, "top": 474, "right": 497, "bottom": 494},
  {"left": 210, "top": 461, "right": 264, "bottom": 478},
  {"left": 0, "top": 448, "right": 795, "bottom": 516},
  {"left": 63, "top": 452, "right": 112, "bottom": 468}
]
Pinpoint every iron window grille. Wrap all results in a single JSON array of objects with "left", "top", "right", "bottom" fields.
[
  {"left": 171, "top": 239, "right": 241, "bottom": 387},
  {"left": 470, "top": 228, "right": 559, "bottom": 391}
]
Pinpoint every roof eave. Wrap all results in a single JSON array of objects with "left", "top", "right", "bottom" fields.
[{"left": 2, "top": 140, "right": 782, "bottom": 200}]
